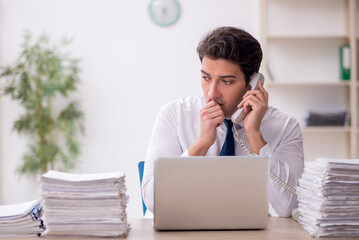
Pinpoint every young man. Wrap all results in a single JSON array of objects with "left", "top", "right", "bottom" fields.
[{"left": 142, "top": 26, "right": 304, "bottom": 217}]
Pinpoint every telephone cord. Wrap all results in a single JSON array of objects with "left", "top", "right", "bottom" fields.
[{"left": 232, "top": 126, "right": 297, "bottom": 196}]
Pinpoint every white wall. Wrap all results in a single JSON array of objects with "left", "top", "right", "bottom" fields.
[{"left": 0, "top": 0, "right": 260, "bottom": 217}]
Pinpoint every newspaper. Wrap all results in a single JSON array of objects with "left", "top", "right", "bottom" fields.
[
  {"left": 297, "top": 158, "right": 359, "bottom": 238},
  {"left": 39, "top": 170, "right": 129, "bottom": 237},
  {"left": 0, "top": 199, "right": 43, "bottom": 237}
]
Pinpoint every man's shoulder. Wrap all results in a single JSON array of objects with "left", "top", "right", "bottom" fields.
[
  {"left": 262, "top": 107, "right": 303, "bottom": 144},
  {"left": 264, "top": 106, "right": 300, "bottom": 126},
  {"left": 161, "top": 96, "right": 205, "bottom": 113},
  {"left": 266, "top": 106, "right": 290, "bottom": 119}
]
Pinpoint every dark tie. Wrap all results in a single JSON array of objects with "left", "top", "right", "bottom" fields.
[{"left": 220, "top": 119, "right": 235, "bottom": 156}]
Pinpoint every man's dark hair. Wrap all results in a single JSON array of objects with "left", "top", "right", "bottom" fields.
[{"left": 197, "top": 26, "right": 262, "bottom": 85}]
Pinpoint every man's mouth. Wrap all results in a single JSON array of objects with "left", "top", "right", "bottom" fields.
[
  {"left": 209, "top": 99, "right": 224, "bottom": 106},
  {"left": 213, "top": 101, "right": 223, "bottom": 106}
]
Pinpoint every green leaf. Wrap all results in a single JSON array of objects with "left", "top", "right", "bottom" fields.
[
  {"left": 12, "top": 113, "right": 37, "bottom": 135},
  {"left": 16, "top": 144, "right": 41, "bottom": 175},
  {"left": 1, "top": 32, "right": 85, "bottom": 177}
]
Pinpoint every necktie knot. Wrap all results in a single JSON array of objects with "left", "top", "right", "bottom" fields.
[
  {"left": 224, "top": 119, "right": 233, "bottom": 129},
  {"left": 220, "top": 119, "right": 235, "bottom": 156}
]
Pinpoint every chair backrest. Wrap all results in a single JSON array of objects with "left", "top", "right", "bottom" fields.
[{"left": 138, "top": 161, "right": 147, "bottom": 216}]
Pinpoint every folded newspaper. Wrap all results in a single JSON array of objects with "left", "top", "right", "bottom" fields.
[
  {"left": 39, "top": 170, "right": 129, "bottom": 237},
  {"left": 0, "top": 199, "right": 43, "bottom": 237},
  {"left": 297, "top": 158, "right": 359, "bottom": 238}
]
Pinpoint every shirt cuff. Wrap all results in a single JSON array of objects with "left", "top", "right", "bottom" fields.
[
  {"left": 181, "top": 150, "right": 190, "bottom": 157},
  {"left": 259, "top": 143, "right": 274, "bottom": 157}
]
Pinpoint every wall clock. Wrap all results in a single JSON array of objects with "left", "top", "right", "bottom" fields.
[{"left": 148, "top": 0, "right": 181, "bottom": 27}]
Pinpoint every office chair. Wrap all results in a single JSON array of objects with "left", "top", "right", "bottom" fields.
[{"left": 138, "top": 161, "right": 147, "bottom": 216}]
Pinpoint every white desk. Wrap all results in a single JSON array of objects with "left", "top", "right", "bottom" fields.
[
  {"left": 3, "top": 217, "right": 355, "bottom": 239},
  {"left": 124, "top": 217, "right": 318, "bottom": 240}
]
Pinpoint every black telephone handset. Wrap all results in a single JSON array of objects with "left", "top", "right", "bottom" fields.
[{"left": 231, "top": 73, "right": 265, "bottom": 124}]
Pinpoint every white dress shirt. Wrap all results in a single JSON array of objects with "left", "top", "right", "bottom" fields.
[{"left": 142, "top": 96, "right": 304, "bottom": 217}]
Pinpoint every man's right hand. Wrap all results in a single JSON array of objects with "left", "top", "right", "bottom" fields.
[{"left": 188, "top": 100, "right": 224, "bottom": 156}]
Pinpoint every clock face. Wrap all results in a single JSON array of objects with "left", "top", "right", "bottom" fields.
[{"left": 148, "top": 0, "right": 181, "bottom": 27}]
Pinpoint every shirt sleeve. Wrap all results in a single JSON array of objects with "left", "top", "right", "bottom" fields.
[
  {"left": 141, "top": 102, "right": 186, "bottom": 213},
  {"left": 260, "top": 119, "right": 304, "bottom": 217}
]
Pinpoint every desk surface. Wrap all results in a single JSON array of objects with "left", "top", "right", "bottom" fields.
[
  {"left": 128, "top": 217, "right": 313, "bottom": 240},
  {"left": 2, "top": 217, "right": 352, "bottom": 240}
]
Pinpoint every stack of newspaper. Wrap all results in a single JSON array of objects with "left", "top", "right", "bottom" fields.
[
  {"left": 0, "top": 199, "right": 43, "bottom": 237},
  {"left": 297, "top": 158, "right": 359, "bottom": 238},
  {"left": 40, "top": 170, "right": 129, "bottom": 237}
]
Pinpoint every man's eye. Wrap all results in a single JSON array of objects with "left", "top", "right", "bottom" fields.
[
  {"left": 222, "top": 80, "right": 232, "bottom": 85},
  {"left": 202, "top": 76, "right": 210, "bottom": 81}
]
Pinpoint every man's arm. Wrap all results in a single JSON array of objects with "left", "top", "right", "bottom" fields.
[
  {"left": 141, "top": 102, "right": 184, "bottom": 213},
  {"left": 262, "top": 121, "right": 304, "bottom": 217},
  {"left": 142, "top": 98, "right": 224, "bottom": 212},
  {"left": 237, "top": 81, "right": 304, "bottom": 217}
]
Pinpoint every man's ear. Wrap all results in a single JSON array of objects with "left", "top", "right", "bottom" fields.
[
  {"left": 247, "top": 72, "right": 256, "bottom": 91},
  {"left": 246, "top": 72, "right": 257, "bottom": 91},
  {"left": 249, "top": 72, "right": 256, "bottom": 79}
]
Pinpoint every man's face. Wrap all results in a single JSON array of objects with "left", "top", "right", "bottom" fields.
[{"left": 201, "top": 56, "right": 250, "bottom": 118}]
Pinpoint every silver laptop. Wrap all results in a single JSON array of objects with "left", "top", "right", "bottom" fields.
[{"left": 154, "top": 156, "right": 269, "bottom": 230}]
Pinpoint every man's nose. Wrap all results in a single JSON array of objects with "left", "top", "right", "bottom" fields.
[{"left": 208, "top": 82, "right": 221, "bottom": 100}]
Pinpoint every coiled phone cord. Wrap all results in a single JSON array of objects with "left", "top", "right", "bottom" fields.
[{"left": 232, "top": 126, "right": 298, "bottom": 196}]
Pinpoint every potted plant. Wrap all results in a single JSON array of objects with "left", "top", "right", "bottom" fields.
[{"left": 0, "top": 33, "right": 85, "bottom": 176}]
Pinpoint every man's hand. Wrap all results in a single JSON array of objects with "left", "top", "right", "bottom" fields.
[
  {"left": 237, "top": 81, "right": 268, "bottom": 154},
  {"left": 188, "top": 100, "right": 224, "bottom": 156}
]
